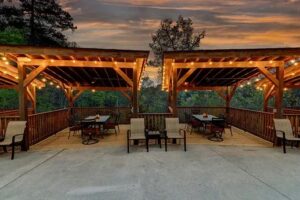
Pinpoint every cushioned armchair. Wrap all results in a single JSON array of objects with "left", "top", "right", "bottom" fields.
[{"left": 0, "top": 121, "right": 27, "bottom": 160}]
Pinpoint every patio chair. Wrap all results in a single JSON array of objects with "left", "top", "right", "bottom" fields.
[
  {"left": 218, "top": 114, "right": 233, "bottom": 136},
  {"left": 127, "top": 118, "right": 148, "bottom": 153},
  {"left": 68, "top": 115, "right": 82, "bottom": 139},
  {"left": 165, "top": 118, "right": 186, "bottom": 151},
  {"left": 273, "top": 118, "right": 300, "bottom": 153},
  {"left": 103, "top": 113, "right": 120, "bottom": 135},
  {"left": 0, "top": 121, "right": 27, "bottom": 160},
  {"left": 184, "top": 112, "right": 204, "bottom": 134},
  {"left": 208, "top": 118, "right": 225, "bottom": 142}
]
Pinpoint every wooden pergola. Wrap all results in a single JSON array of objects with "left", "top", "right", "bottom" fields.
[
  {"left": 256, "top": 60, "right": 300, "bottom": 111},
  {"left": 0, "top": 44, "right": 149, "bottom": 119},
  {"left": 163, "top": 48, "right": 300, "bottom": 117}
]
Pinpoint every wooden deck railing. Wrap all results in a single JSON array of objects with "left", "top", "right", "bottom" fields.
[
  {"left": 177, "top": 106, "right": 226, "bottom": 123},
  {"left": 3, "top": 106, "right": 300, "bottom": 147},
  {"left": 71, "top": 107, "right": 132, "bottom": 124},
  {"left": 228, "top": 108, "right": 275, "bottom": 142},
  {"left": 0, "top": 108, "right": 69, "bottom": 146},
  {"left": 0, "top": 108, "right": 34, "bottom": 116},
  {"left": 27, "top": 109, "right": 69, "bottom": 145}
]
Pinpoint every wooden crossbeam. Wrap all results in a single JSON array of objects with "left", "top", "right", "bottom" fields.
[
  {"left": 178, "top": 86, "right": 227, "bottom": 91},
  {"left": 113, "top": 65, "right": 133, "bottom": 87},
  {"left": 22, "top": 59, "right": 135, "bottom": 68},
  {"left": 257, "top": 66, "right": 279, "bottom": 87},
  {"left": 173, "top": 61, "right": 284, "bottom": 68},
  {"left": 177, "top": 68, "right": 196, "bottom": 87},
  {"left": 71, "top": 86, "right": 131, "bottom": 91},
  {"left": 23, "top": 64, "right": 47, "bottom": 87},
  {"left": 0, "top": 45, "right": 149, "bottom": 59},
  {"left": 0, "top": 85, "right": 17, "bottom": 89},
  {"left": 120, "top": 91, "right": 131, "bottom": 101}
]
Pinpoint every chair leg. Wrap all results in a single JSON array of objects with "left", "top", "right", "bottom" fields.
[
  {"left": 283, "top": 139, "right": 286, "bottom": 154},
  {"left": 11, "top": 143, "right": 15, "bottom": 160},
  {"left": 230, "top": 127, "right": 233, "bottom": 136},
  {"left": 127, "top": 138, "right": 130, "bottom": 153},
  {"left": 146, "top": 139, "right": 149, "bottom": 152},
  {"left": 184, "top": 137, "right": 187, "bottom": 152}
]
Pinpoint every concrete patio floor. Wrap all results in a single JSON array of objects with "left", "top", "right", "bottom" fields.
[{"left": 0, "top": 144, "right": 300, "bottom": 200}]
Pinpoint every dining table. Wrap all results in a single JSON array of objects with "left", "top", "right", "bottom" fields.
[
  {"left": 192, "top": 114, "right": 217, "bottom": 133},
  {"left": 80, "top": 115, "right": 110, "bottom": 144}
]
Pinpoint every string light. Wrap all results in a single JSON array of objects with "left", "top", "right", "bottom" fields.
[
  {"left": 247, "top": 81, "right": 251, "bottom": 85},
  {"left": 184, "top": 89, "right": 188, "bottom": 92},
  {"left": 291, "top": 59, "right": 296, "bottom": 64},
  {"left": 42, "top": 78, "right": 47, "bottom": 82},
  {"left": 284, "top": 88, "right": 288, "bottom": 91},
  {"left": 38, "top": 86, "right": 42, "bottom": 90},
  {"left": 56, "top": 85, "right": 60, "bottom": 89},
  {"left": 291, "top": 72, "right": 295, "bottom": 76},
  {"left": 2, "top": 57, "right": 7, "bottom": 61},
  {"left": 269, "top": 60, "right": 273, "bottom": 64},
  {"left": 94, "top": 61, "right": 97, "bottom": 64},
  {"left": 4, "top": 61, "right": 9, "bottom": 65},
  {"left": 209, "top": 61, "right": 213, "bottom": 65},
  {"left": 240, "top": 85, "right": 244, "bottom": 88},
  {"left": 92, "top": 89, "right": 95, "bottom": 93},
  {"left": 294, "top": 62, "right": 298, "bottom": 66},
  {"left": 15, "top": 76, "right": 19, "bottom": 79},
  {"left": 50, "top": 59, "right": 54, "bottom": 63},
  {"left": 191, "top": 62, "right": 194, "bottom": 65},
  {"left": 249, "top": 61, "right": 253, "bottom": 64},
  {"left": 49, "top": 82, "right": 54, "bottom": 85},
  {"left": 72, "top": 60, "right": 76, "bottom": 63},
  {"left": 255, "top": 78, "right": 260, "bottom": 82},
  {"left": 3, "top": 71, "right": 7, "bottom": 74},
  {"left": 229, "top": 61, "right": 233, "bottom": 65}
]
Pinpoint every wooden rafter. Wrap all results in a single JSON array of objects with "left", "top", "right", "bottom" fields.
[
  {"left": 177, "top": 68, "right": 196, "bottom": 87},
  {"left": 113, "top": 66, "right": 133, "bottom": 87},
  {"left": 257, "top": 66, "right": 279, "bottom": 87},
  {"left": 23, "top": 64, "right": 47, "bottom": 87}
]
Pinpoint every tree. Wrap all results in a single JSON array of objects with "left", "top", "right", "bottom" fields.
[
  {"left": 149, "top": 15, "right": 205, "bottom": 65},
  {"left": 0, "top": 2, "right": 24, "bottom": 31},
  {"left": 20, "top": 0, "right": 77, "bottom": 46}
]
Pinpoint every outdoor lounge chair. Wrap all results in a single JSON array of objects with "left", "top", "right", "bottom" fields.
[
  {"left": 273, "top": 118, "right": 300, "bottom": 153},
  {"left": 0, "top": 121, "right": 27, "bottom": 160},
  {"left": 127, "top": 118, "right": 147, "bottom": 153},
  {"left": 208, "top": 118, "right": 225, "bottom": 142},
  {"left": 165, "top": 118, "right": 186, "bottom": 151},
  {"left": 103, "top": 113, "right": 120, "bottom": 135}
]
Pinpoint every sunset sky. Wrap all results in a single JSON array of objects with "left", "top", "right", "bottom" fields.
[{"left": 60, "top": 0, "right": 300, "bottom": 50}]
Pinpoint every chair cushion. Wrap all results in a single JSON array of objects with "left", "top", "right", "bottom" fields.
[
  {"left": 129, "top": 133, "right": 146, "bottom": 140},
  {"left": 167, "top": 132, "right": 184, "bottom": 139}
]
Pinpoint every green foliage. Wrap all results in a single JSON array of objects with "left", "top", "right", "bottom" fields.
[
  {"left": 0, "top": 27, "right": 26, "bottom": 44},
  {"left": 0, "top": 89, "right": 18, "bottom": 109},
  {"left": 231, "top": 85, "right": 264, "bottom": 110},
  {"left": 36, "top": 85, "right": 68, "bottom": 112},
  {"left": 149, "top": 15, "right": 205, "bottom": 65},
  {"left": 75, "top": 91, "right": 130, "bottom": 107},
  {"left": 178, "top": 91, "right": 224, "bottom": 106}
]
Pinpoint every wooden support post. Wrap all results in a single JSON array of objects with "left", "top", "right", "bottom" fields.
[
  {"left": 225, "top": 86, "right": 230, "bottom": 116},
  {"left": 132, "top": 64, "right": 138, "bottom": 117},
  {"left": 18, "top": 62, "right": 29, "bottom": 150},
  {"left": 275, "top": 66, "right": 284, "bottom": 118},
  {"left": 263, "top": 85, "right": 274, "bottom": 112},
  {"left": 30, "top": 86, "right": 36, "bottom": 114},
  {"left": 172, "top": 68, "right": 178, "bottom": 116}
]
